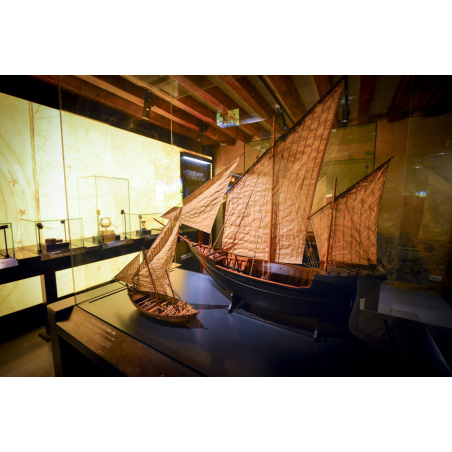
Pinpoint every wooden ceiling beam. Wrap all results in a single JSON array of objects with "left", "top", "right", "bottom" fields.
[
  {"left": 31, "top": 75, "right": 214, "bottom": 145},
  {"left": 356, "top": 75, "right": 377, "bottom": 125},
  {"left": 171, "top": 75, "right": 269, "bottom": 139},
  {"left": 387, "top": 75, "right": 412, "bottom": 123},
  {"left": 75, "top": 75, "right": 234, "bottom": 145},
  {"left": 124, "top": 75, "right": 251, "bottom": 144},
  {"left": 262, "top": 75, "right": 307, "bottom": 123},
  {"left": 216, "top": 75, "right": 285, "bottom": 133},
  {"left": 312, "top": 75, "right": 334, "bottom": 98}
]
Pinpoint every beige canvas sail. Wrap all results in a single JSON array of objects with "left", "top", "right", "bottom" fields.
[
  {"left": 222, "top": 152, "right": 272, "bottom": 260},
  {"left": 113, "top": 253, "right": 141, "bottom": 285},
  {"left": 162, "top": 158, "right": 239, "bottom": 233},
  {"left": 310, "top": 159, "right": 391, "bottom": 265},
  {"left": 133, "top": 208, "right": 182, "bottom": 294},
  {"left": 270, "top": 81, "right": 344, "bottom": 263},
  {"left": 222, "top": 80, "right": 344, "bottom": 263}
]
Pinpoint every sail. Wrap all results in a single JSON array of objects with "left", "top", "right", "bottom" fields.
[
  {"left": 113, "top": 253, "right": 140, "bottom": 285},
  {"left": 162, "top": 158, "right": 239, "bottom": 233},
  {"left": 221, "top": 152, "right": 272, "bottom": 260},
  {"left": 222, "top": 79, "right": 344, "bottom": 262},
  {"left": 133, "top": 208, "right": 182, "bottom": 295},
  {"left": 310, "top": 159, "right": 391, "bottom": 265},
  {"left": 308, "top": 174, "right": 327, "bottom": 233}
]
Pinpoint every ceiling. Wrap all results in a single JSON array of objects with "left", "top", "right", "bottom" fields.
[{"left": 31, "top": 75, "right": 452, "bottom": 147}]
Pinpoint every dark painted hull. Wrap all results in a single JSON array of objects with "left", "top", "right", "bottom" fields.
[{"left": 191, "top": 246, "right": 359, "bottom": 326}]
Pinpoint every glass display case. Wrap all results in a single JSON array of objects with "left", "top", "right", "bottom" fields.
[
  {"left": 77, "top": 176, "right": 130, "bottom": 245},
  {"left": 0, "top": 222, "right": 14, "bottom": 259},
  {"left": 20, "top": 218, "right": 84, "bottom": 254},
  {"left": 130, "top": 213, "right": 167, "bottom": 238},
  {"left": 3, "top": 74, "right": 452, "bottom": 376}
]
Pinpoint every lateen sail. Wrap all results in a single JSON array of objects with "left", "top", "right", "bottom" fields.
[
  {"left": 310, "top": 159, "right": 391, "bottom": 265},
  {"left": 222, "top": 80, "right": 344, "bottom": 263},
  {"left": 162, "top": 158, "right": 239, "bottom": 233},
  {"left": 133, "top": 208, "right": 182, "bottom": 296},
  {"left": 113, "top": 253, "right": 141, "bottom": 285}
]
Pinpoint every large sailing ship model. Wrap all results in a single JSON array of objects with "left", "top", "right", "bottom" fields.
[
  {"left": 162, "top": 77, "right": 392, "bottom": 326},
  {"left": 113, "top": 208, "right": 199, "bottom": 323}
]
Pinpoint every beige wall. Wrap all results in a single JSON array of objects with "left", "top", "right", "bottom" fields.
[{"left": 0, "top": 92, "right": 183, "bottom": 316}]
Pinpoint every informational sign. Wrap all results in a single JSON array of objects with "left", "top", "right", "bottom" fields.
[
  {"left": 180, "top": 155, "right": 211, "bottom": 199},
  {"left": 0, "top": 257, "right": 18, "bottom": 269}
]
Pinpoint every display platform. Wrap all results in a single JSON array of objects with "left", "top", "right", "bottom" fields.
[{"left": 52, "top": 268, "right": 407, "bottom": 377}]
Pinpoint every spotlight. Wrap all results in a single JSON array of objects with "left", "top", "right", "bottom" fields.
[
  {"left": 276, "top": 108, "right": 288, "bottom": 131},
  {"left": 142, "top": 91, "right": 154, "bottom": 120},
  {"left": 197, "top": 123, "right": 207, "bottom": 141}
]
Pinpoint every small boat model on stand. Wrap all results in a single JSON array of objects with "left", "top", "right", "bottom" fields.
[
  {"left": 163, "top": 77, "right": 392, "bottom": 327},
  {"left": 113, "top": 208, "right": 199, "bottom": 324}
]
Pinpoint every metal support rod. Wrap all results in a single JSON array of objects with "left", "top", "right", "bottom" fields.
[
  {"left": 3, "top": 228, "right": 9, "bottom": 258},
  {"left": 324, "top": 177, "right": 337, "bottom": 272}
]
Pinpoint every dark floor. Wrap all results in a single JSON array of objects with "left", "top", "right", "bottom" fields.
[{"left": 0, "top": 327, "right": 54, "bottom": 377}]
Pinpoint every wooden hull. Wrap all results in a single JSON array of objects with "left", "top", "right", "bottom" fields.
[
  {"left": 127, "top": 288, "right": 199, "bottom": 324},
  {"left": 191, "top": 246, "right": 359, "bottom": 326}
]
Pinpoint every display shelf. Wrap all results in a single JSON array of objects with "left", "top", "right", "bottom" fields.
[
  {"left": 20, "top": 218, "right": 83, "bottom": 255},
  {"left": 68, "top": 269, "right": 401, "bottom": 376}
]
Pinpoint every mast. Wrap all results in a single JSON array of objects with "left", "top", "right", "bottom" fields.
[
  {"left": 165, "top": 269, "right": 177, "bottom": 304},
  {"left": 144, "top": 256, "right": 160, "bottom": 303},
  {"left": 267, "top": 114, "right": 276, "bottom": 268},
  {"left": 324, "top": 177, "right": 337, "bottom": 272}
]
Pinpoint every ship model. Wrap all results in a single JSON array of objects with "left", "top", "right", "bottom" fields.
[
  {"left": 163, "top": 77, "right": 392, "bottom": 326},
  {"left": 113, "top": 208, "right": 199, "bottom": 323}
]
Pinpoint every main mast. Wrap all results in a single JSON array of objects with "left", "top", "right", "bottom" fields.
[
  {"left": 267, "top": 114, "right": 276, "bottom": 268},
  {"left": 324, "top": 177, "right": 337, "bottom": 272}
]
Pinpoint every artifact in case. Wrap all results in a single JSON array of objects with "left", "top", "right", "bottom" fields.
[
  {"left": 20, "top": 218, "right": 84, "bottom": 254},
  {"left": 77, "top": 176, "right": 130, "bottom": 245}
]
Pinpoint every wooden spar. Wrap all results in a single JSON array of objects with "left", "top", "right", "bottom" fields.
[
  {"left": 144, "top": 255, "right": 160, "bottom": 303},
  {"left": 165, "top": 269, "right": 178, "bottom": 308},
  {"left": 265, "top": 114, "right": 276, "bottom": 277},
  {"left": 324, "top": 177, "right": 337, "bottom": 272},
  {"left": 154, "top": 217, "right": 165, "bottom": 227}
]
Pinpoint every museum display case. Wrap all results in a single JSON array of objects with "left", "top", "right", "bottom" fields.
[
  {"left": 0, "top": 222, "right": 14, "bottom": 259},
  {"left": 129, "top": 213, "right": 167, "bottom": 238},
  {"left": 20, "top": 218, "right": 84, "bottom": 254},
  {"left": 1, "top": 75, "right": 452, "bottom": 375},
  {"left": 77, "top": 176, "right": 130, "bottom": 245}
]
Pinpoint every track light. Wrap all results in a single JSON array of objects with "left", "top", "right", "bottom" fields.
[
  {"left": 197, "top": 123, "right": 207, "bottom": 141},
  {"left": 142, "top": 91, "right": 154, "bottom": 120},
  {"left": 276, "top": 108, "right": 288, "bottom": 131}
]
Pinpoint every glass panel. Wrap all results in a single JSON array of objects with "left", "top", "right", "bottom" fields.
[
  {"left": 20, "top": 218, "right": 83, "bottom": 255},
  {"left": 129, "top": 213, "right": 168, "bottom": 238},
  {"left": 58, "top": 76, "right": 182, "bottom": 304},
  {"left": 0, "top": 81, "right": 66, "bottom": 314},
  {"left": 320, "top": 123, "right": 377, "bottom": 196}
]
